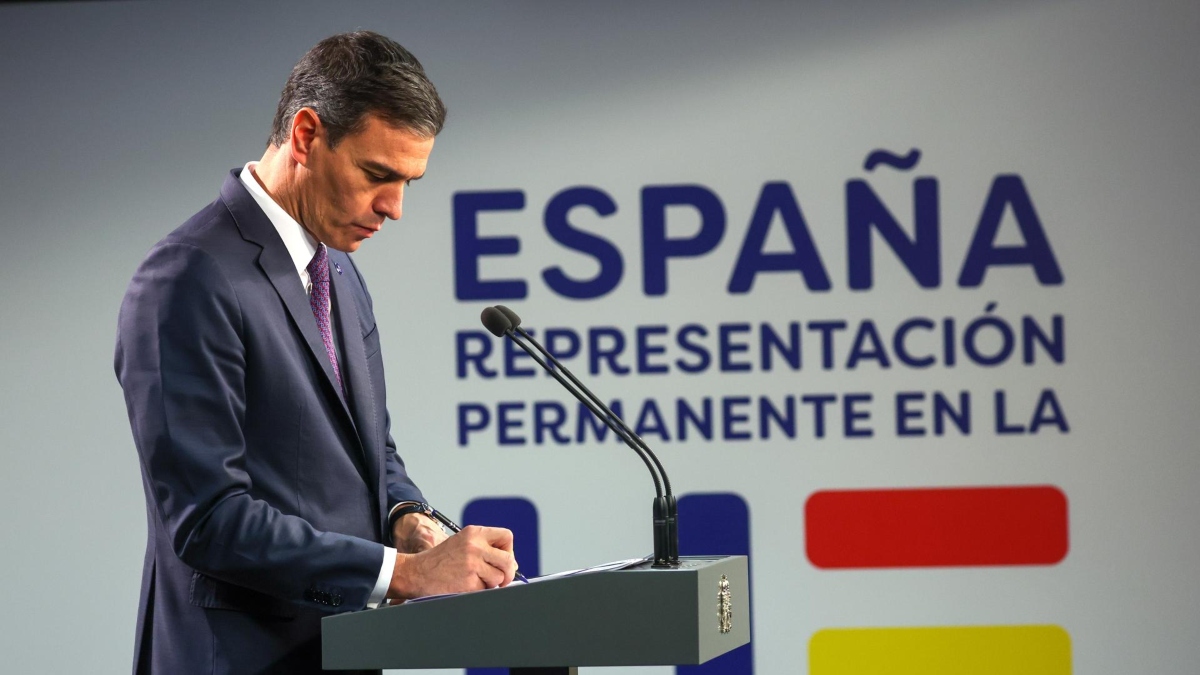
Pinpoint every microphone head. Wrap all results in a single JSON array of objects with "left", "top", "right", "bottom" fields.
[
  {"left": 495, "top": 305, "right": 522, "bottom": 328},
  {"left": 480, "top": 306, "right": 513, "bottom": 337}
]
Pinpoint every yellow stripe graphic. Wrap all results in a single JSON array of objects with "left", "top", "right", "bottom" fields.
[{"left": 810, "top": 625, "right": 1070, "bottom": 675}]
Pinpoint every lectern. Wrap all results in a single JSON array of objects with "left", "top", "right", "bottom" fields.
[{"left": 322, "top": 555, "right": 749, "bottom": 673}]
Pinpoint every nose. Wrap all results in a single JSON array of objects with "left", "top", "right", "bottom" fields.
[{"left": 374, "top": 184, "right": 404, "bottom": 221}]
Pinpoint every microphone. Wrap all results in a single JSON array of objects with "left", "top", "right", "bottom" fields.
[
  {"left": 481, "top": 305, "right": 512, "bottom": 337},
  {"left": 479, "top": 305, "right": 680, "bottom": 567}
]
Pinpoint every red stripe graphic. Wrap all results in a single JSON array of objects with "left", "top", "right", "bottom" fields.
[{"left": 805, "top": 485, "right": 1068, "bottom": 568}]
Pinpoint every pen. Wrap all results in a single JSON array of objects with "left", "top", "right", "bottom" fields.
[{"left": 428, "top": 507, "right": 530, "bottom": 584}]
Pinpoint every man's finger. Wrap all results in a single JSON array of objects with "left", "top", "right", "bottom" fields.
[
  {"left": 479, "top": 547, "right": 516, "bottom": 586},
  {"left": 476, "top": 560, "right": 507, "bottom": 589},
  {"left": 479, "top": 544, "right": 514, "bottom": 570},
  {"left": 479, "top": 525, "right": 515, "bottom": 551}
]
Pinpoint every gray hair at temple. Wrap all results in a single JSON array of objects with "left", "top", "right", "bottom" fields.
[{"left": 268, "top": 30, "right": 446, "bottom": 148}]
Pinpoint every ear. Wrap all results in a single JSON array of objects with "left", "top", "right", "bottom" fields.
[{"left": 289, "top": 108, "right": 324, "bottom": 167}]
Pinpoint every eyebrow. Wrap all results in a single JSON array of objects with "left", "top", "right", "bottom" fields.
[{"left": 360, "top": 160, "right": 424, "bottom": 182}]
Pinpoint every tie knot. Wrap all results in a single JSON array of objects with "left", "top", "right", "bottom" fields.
[{"left": 307, "top": 243, "right": 329, "bottom": 283}]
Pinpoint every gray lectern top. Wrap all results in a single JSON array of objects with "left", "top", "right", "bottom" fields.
[{"left": 322, "top": 555, "right": 749, "bottom": 671}]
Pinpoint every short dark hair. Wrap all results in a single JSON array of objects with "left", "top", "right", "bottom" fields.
[{"left": 269, "top": 31, "right": 446, "bottom": 148}]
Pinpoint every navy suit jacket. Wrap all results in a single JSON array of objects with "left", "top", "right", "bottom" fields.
[{"left": 115, "top": 171, "right": 425, "bottom": 674}]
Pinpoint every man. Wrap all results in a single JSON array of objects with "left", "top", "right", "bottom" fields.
[{"left": 115, "top": 31, "right": 517, "bottom": 674}]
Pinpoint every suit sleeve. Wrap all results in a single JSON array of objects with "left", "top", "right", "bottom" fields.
[
  {"left": 383, "top": 411, "right": 427, "bottom": 515},
  {"left": 115, "top": 241, "right": 384, "bottom": 612},
  {"left": 343, "top": 255, "right": 428, "bottom": 525}
]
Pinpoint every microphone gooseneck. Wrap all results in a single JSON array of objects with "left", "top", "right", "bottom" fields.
[
  {"left": 480, "top": 305, "right": 680, "bottom": 567},
  {"left": 495, "top": 305, "right": 674, "bottom": 498}
]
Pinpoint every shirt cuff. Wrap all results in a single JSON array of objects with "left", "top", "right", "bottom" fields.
[{"left": 367, "top": 546, "right": 397, "bottom": 609}]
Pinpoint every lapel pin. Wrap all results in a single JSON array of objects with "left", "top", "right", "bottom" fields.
[{"left": 334, "top": 262, "right": 343, "bottom": 275}]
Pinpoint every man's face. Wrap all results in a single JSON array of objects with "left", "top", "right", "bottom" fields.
[{"left": 297, "top": 114, "right": 434, "bottom": 252}]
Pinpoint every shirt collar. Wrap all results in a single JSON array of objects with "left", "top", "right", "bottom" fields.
[{"left": 238, "top": 161, "right": 319, "bottom": 280}]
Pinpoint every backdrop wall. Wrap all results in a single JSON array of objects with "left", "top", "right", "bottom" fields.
[{"left": 1, "top": 1, "right": 1197, "bottom": 673}]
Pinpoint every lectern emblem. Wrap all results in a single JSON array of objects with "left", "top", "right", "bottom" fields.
[{"left": 717, "top": 574, "right": 732, "bottom": 634}]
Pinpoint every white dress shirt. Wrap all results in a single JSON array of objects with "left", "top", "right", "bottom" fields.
[{"left": 238, "top": 162, "right": 395, "bottom": 608}]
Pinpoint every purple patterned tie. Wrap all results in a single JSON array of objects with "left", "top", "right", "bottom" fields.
[{"left": 306, "top": 243, "right": 343, "bottom": 393}]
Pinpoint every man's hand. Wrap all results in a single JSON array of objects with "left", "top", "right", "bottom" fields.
[
  {"left": 392, "top": 512, "right": 449, "bottom": 554},
  {"left": 387, "top": 525, "right": 517, "bottom": 600}
]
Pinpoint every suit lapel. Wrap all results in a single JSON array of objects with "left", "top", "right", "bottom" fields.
[
  {"left": 219, "top": 172, "right": 360, "bottom": 441},
  {"left": 329, "top": 268, "right": 382, "bottom": 490}
]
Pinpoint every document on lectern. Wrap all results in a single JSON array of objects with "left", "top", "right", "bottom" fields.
[
  {"left": 524, "top": 557, "right": 650, "bottom": 584},
  {"left": 404, "top": 557, "right": 650, "bottom": 604}
]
